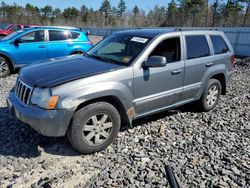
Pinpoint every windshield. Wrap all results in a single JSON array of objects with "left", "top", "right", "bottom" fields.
[
  {"left": 87, "top": 35, "right": 151, "bottom": 65},
  {"left": 0, "top": 30, "right": 24, "bottom": 41},
  {"left": 3, "top": 24, "right": 11, "bottom": 30}
]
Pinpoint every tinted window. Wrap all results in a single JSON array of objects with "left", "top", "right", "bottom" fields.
[
  {"left": 186, "top": 35, "right": 210, "bottom": 59},
  {"left": 49, "top": 30, "right": 71, "bottom": 41},
  {"left": 210, "top": 35, "right": 229, "bottom": 54},
  {"left": 150, "top": 37, "right": 181, "bottom": 63},
  {"left": 12, "top": 25, "right": 21, "bottom": 31},
  {"left": 71, "top": 32, "right": 80, "bottom": 39},
  {"left": 19, "top": 30, "right": 44, "bottom": 43}
]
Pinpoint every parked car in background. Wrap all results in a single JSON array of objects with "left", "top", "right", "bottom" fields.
[
  {"left": 0, "top": 24, "right": 37, "bottom": 38},
  {"left": 7, "top": 28, "right": 234, "bottom": 154},
  {"left": 0, "top": 26, "right": 93, "bottom": 77}
]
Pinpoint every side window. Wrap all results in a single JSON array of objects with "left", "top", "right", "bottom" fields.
[
  {"left": 149, "top": 37, "right": 181, "bottom": 63},
  {"left": 210, "top": 35, "right": 229, "bottom": 54},
  {"left": 12, "top": 25, "right": 21, "bottom": 31},
  {"left": 49, "top": 30, "right": 71, "bottom": 41},
  {"left": 19, "top": 30, "right": 45, "bottom": 43},
  {"left": 71, "top": 32, "right": 80, "bottom": 39},
  {"left": 186, "top": 35, "right": 210, "bottom": 60}
]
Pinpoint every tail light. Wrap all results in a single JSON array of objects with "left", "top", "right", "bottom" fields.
[
  {"left": 230, "top": 54, "right": 235, "bottom": 66},
  {"left": 86, "top": 41, "right": 93, "bottom": 45}
]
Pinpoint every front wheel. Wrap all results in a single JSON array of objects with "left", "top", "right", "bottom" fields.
[
  {"left": 67, "top": 102, "right": 121, "bottom": 154},
  {"left": 0, "top": 57, "right": 11, "bottom": 78},
  {"left": 197, "top": 79, "right": 222, "bottom": 112}
]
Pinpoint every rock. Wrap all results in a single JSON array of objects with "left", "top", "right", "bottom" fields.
[
  {"left": 110, "top": 170, "right": 119, "bottom": 179},
  {"left": 232, "top": 167, "right": 241, "bottom": 175},
  {"left": 1, "top": 63, "right": 250, "bottom": 188},
  {"left": 141, "top": 157, "right": 151, "bottom": 164}
]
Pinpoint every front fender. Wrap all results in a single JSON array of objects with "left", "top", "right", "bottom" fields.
[{"left": 54, "top": 81, "right": 134, "bottom": 113}]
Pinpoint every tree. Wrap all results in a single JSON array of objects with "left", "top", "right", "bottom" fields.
[
  {"left": 133, "top": 5, "right": 139, "bottom": 16},
  {"left": 40, "top": 5, "right": 53, "bottom": 18},
  {"left": 100, "top": 0, "right": 112, "bottom": 23},
  {"left": 166, "top": 0, "right": 178, "bottom": 26},
  {"left": 63, "top": 7, "right": 79, "bottom": 20},
  {"left": 242, "top": 0, "right": 250, "bottom": 26},
  {"left": 117, "top": 0, "right": 126, "bottom": 18},
  {"left": 147, "top": 6, "right": 167, "bottom": 26}
]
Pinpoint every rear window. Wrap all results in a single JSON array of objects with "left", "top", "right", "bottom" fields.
[
  {"left": 71, "top": 32, "right": 80, "bottom": 39},
  {"left": 49, "top": 30, "right": 71, "bottom": 41},
  {"left": 186, "top": 35, "right": 210, "bottom": 59},
  {"left": 210, "top": 35, "right": 229, "bottom": 54}
]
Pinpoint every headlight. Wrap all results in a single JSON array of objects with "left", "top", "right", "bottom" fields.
[{"left": 31, "top": 88, "right": 59, "bottom": 109}]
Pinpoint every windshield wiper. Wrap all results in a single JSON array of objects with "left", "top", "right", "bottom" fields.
[{"left": 86, "top": 53, "right": 125, "bottom": 65}]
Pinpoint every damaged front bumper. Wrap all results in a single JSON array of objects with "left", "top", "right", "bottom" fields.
[{"left": 7, "top": 91, "right": 75, "bottom": 137}]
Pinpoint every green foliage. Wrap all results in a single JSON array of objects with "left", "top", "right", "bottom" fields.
[
  {"left": 100, "top": 0, "right": 112, "bottom": 19},
  {"left": 117, "top": 0, "right": 126, "bottom": 18},
  {"left": 0, "top": 0, "right": 249, "bottom": 27}
]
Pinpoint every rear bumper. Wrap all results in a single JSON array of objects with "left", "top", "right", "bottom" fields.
[{"left": 7, "top": 91, "right": 75, "bottom": 137}]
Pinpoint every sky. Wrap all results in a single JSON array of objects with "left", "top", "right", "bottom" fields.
[{"left": 4, "top": 0, "right": 170, "bottom": 12}]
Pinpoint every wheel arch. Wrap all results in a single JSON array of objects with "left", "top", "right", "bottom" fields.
[
  {"left": 70, "top": 49, "right": 85, "bottom": 55},
  {"left": 75, "top": 95, "right": 131, "bottom": 128},
  {"left": 211, "top": 73, "right": 226, "bottom": 95},
  {"left": 0, "top": 53, "right": 15, "bottom": 72}
]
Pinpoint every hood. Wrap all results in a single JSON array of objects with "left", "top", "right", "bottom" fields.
[{"left": 20, "top": 55, "right": 124, "bottom": 88}]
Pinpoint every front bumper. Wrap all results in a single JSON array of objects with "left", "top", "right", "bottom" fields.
[{"left": 7, "top": 91, "right": 75, "bottom": 137}]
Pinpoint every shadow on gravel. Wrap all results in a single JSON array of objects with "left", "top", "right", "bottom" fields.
[
  {"left": 0, "top": 107, "right": 79, "bottom": 158},
  {"left": 0, "top": 103, "right": 200, "bottom": 158},
  {"left": 132, "top": 103, "right": 199, "bottom": 127}
]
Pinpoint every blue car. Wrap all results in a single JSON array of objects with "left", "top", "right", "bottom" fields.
[{"left": 0, "top": 26, "right": 93, "bottom": 78}]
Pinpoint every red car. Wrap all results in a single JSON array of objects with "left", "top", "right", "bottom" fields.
[{"left": 0, "top": 24, "right": 37, "bottom": 38}]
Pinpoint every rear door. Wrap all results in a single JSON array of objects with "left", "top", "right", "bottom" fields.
[
  {"left": 10, "top": 30, "right": 47, "bottom": 65},
  {"left": 182, "top": 33, "right": 213, "bottom": 101},
  {"left": 47, "top": 30, "right": 73, "bottom": 58},
  {"left": 209, "top": 34, "right": 234, "bottom": 73}
]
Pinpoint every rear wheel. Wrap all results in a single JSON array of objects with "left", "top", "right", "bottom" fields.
[
  {"left": 71, "top": 51, "right": 85, "bottom": 55},
  {"left": 196, "top": 79, "right": 221, "bottom": 111},
  {"left": 67, "top": 102, "right": 121, "bottom": 154},
  {"left": 0, "top": 57, "right": 11, "bottom": 78},
  {"left": 0, "top": 35, "right": 6, "bottom": 39}
]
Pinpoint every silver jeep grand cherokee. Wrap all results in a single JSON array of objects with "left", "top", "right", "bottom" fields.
[{"left": 7, "top": 29, "right": 234, "bottom": 154}]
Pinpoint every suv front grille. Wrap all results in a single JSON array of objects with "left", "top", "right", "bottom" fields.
[{"left": 15, "top": 79, "right": 33, "bottom": 105}]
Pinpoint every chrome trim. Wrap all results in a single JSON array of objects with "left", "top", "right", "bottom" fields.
[{"left": 14, "top": 79, "right": 33, "bottom": 105}]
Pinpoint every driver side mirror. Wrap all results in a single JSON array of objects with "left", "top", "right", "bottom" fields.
[
  {"left": 142, "top": 56, "right": 167, "bottom": 68},
  {"left": 13, "top": 39, "right": 20, "bottom": 46}
]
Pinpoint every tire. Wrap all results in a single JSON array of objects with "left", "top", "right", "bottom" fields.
[
  {"left": 71, "top": 51, "right": 84, "bottom": 55},
  {"left": 196, "top": 79, "right": 222, "bottom": 112},
  {"left": 0, "top": 35, "right": 6, "bottom": 39},
  {"left": 67, "top": 102, "right": 121, "bottom": 154},
  {"left": 0, "top": 57, "right": 11, "bottom": 78}
]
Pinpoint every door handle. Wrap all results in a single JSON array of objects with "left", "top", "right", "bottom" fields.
[
  {"left": 205, "top": 62, "right": 214, "bottom": 67},
  {"left": 38, "top": 45, "right": 46, "bottom": 48},
  {"left": 171, "top": 69, "right": 182, "bottom": 75}
]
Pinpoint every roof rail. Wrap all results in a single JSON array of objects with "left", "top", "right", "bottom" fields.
[
  {"left": 175, "top": 27, "right": 218, "bottom": 31},
  {"left": 28, "top": 26, "right": 78, "bottom": 30}
]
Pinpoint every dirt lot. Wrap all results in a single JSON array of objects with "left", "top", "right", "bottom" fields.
[{"left": 0, "top": 50, "right": 249, "bottom": 187}]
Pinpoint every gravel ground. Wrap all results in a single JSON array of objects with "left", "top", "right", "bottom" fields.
[{"left": 0, "top": 59, "right": 249, "bottom": 188}]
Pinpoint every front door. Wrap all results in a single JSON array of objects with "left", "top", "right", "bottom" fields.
[
  {"left": 133, "top": 36, "right": 185, "bottom": 116},
  {"left": 11, "top": 30, "right": 47, "bottom": 65}
]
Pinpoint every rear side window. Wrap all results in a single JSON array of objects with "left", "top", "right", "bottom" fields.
[
  {"left": 186, "top": 35, "right": 210, "bottom": 59},
  {"left": 210, "top": 35, "right": 229, "bottom": 54},
  {"left": 71, "top": 32, "right": 80, "bottom": 39},
  {"left": 49, "top": 30, "right": 71, "bottom": 41}
]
